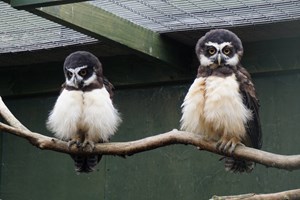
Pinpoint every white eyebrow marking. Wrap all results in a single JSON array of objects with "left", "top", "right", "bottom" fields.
[
  {"left": 205, "top": 42, "right": 232, "bottom": 51},
  {"left": 67, "top": 68, "right": 74, "bottom": 73},
  {"left": 67, "top": 65, "right": 88, "bottom": 73}
]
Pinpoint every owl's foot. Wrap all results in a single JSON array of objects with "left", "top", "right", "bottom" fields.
[
  {"left": 68, "top": 139, "right": 82, "bottom": 148},
  {"left": 216, "top": 136, "right": 243, "bottom": 154},
  {"left": 82, "top": 140, "right": 95, "bottom": 152}
]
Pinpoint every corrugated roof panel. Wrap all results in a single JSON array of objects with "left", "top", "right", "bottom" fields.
[
  {"left": 0, "top": 1, "right": 98, "bottom": 54},
  {"left": 90, "top": 0, "right": 300, "bottom": 33},
  {"left": 1, "top": 0, "right": 299, "bottom": 54}
]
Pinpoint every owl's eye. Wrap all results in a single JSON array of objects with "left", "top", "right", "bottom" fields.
[
  {"left": 223, "top": 47, "right": 231, "bottom": 55},
  {"left": 79, "top": 69, "right": 87, "bottom": 76},
  {"left": 67, "top": 71, "right": 73, "bottom": 77},
  {"left": 208, "top": 47, "right": 216, "bottom": 55}
]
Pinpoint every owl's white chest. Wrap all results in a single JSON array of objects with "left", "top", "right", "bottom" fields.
[
  {"left": 180, "top": 74, "right": 251, "bottom": 141},
  {"left": 47, "top": 88, "right": 121, "bottom": 142}
]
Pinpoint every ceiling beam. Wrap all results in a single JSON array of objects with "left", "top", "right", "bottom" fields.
[{"left": 31, "top": 2, "right": 191, "bottom": 69}]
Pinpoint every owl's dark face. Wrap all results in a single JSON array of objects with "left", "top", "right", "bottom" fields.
[
  {"left": 63, "top": 51, "right": 103, "bottom": 89},
  {"left": 196, "top": 29, "right": 243, "bottom": 69}
]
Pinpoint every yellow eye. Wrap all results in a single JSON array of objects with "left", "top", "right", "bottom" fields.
[
  {"left": 223, "top": 48, "right": 231, "bottom": 55},
  {"left": 208, "top": 47, "right": 216, "bottom": 55},
  {"left": 79, "top": 69, "right": 87, "bottom": 76}
]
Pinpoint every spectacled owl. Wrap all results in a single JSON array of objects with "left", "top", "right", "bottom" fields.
[
  {"left": 180, "top": 29, "right": 262, "bottom": 173},
  {"left": 47, "top": 51, "right": 122, "bottom": 173}
]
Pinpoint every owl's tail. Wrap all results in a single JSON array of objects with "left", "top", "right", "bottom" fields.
[
  {"left": 222, "top": 157, "right": 255, "bottom": 173},
  {"left": 71, "top": 154, "right": 102, "bottom": 173}
]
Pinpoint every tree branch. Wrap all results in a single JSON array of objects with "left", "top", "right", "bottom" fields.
[
  {"left": 0, "top": 96, "right": 29, "bottom": 131},
  {"left": 211, "top": 188, "right": 300, "bottom": 200},
  {"left": 1, "top": 96, "right": 300, "bottom": 199},
  {"left": 1, "top": 96, "right": 300, "bottom": 171}
]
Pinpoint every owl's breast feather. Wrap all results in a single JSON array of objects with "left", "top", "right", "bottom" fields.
[
  {"left": 47, "top": 88, "right": 121, "bottom": 142},
  {"left": 180, "top": 74, "right": 251, "bottom": 140}
]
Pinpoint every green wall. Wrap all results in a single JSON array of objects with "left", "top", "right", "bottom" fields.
[
  {"left": 1, "top": 69, "right": 300, "bottom": 199},
  {"left": 1, "top": 36, "right": 300, "bottom": 199}
]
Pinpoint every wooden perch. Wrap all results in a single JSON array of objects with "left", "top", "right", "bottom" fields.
[
  {"left": 1, "top": 96, "right": 300, "bottom": 199},
  {"left": 0, "top": 97, "right": 29, "bottom": 131},
  {"left": 211, "top": 188, "right": 300, "bottom": 200},
  {"left": 1, "top": 96, "right": 300, "bottom": 171}
]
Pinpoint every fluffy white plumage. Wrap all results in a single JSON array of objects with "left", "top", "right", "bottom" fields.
[
  {"left": 47, "top": 87, "right": 121, "bottom": 142},
  {"left": 199, "top": 54, "right": 213, "bottom": 67},
  {"left": 180, "top": 74, "right": 252, "bottom": 141}
]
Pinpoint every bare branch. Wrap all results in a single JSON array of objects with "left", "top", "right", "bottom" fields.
[
  {"left": 1, "top": 95, "right": 300, "bottom": 171},
  {"left": 1, "top": 120, "right": 300, "bottom": 171},
  {"left": 0, "top": 96, "right": 29, "bottom": 131},
  {"left": 1, "top": 96, "right": 300, "bottom": 199},
  {"left": 211, "top": 188, "right": 300, "bottom": 200}
]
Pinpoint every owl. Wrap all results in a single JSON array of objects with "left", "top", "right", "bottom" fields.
[
  {"left": 180, "top": 29, "right": 262, "bottom": 173},
  {"left": 47, "top": 51, "right": 122, "bottom": 173}
]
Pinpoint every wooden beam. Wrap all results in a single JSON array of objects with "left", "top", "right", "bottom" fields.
[
  {"left": 10, "top": 0, "right": 85, "bottom": 9},
  {"left": 32, "top": 3, "right": 191, "bottom": 69}
]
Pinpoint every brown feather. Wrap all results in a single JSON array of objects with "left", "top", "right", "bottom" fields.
[{"left": 236, "top": 65, "right": 262, "bottom": 149}]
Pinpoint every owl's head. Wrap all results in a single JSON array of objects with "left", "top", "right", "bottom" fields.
[
  {"left": 195, "top": 29, "right": 243, "bottom": 69},
  {"left": 63, "top": 51, "right": 103, "bottom": 89}
]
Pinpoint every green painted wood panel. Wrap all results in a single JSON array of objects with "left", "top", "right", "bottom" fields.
[
  {"left": 0, "top": 37, "right": 299, "bottom": 97},
  {"left": 0, "top": 96, "right": 106, "bottom": 199},
  {"left": 243, "top": 37, "right": 300, "bottom": 73},
  {"left": 34, "top": 3, "right": 191, "bottom": 69},
  {"left": 0, "top": 126, "right": 2, "bottom": 193},
  {"left": 1, "top": 69, "right": 300, "bottom": 199},
  {"left": 0, "top": 55, "right": 193, "bottom": 97}
]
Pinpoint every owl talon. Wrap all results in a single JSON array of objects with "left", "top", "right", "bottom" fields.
[
  {"left": 216, "top": 137, "right": 243, "bottom": 154},
  {"left": 216, "top": 140, "right": 227, "bottom": 153},
  {"left": 68, "top": 139, "right": 82, "bottom": 149},
  {"left": 224, "top": 140, "right": 234, "bottom": 154},
  {"left": 82, "top": 140, "right": 95, "bottom": 152}
]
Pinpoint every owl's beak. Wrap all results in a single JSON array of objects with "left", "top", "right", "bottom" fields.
[
  {"left": 78, "top": 80, "right": 84, "bottom": 89},
  {"left": 73, "top": 76, "right": 84, "bottom": 89},
  {"left": 214, "top": 53, "right": 226, "bottom": 66},
  {"left": 217, "top": 53, "right": 222, "bottom": 66},
  {"left": 76, "top": 79, "right": 84, "bottom": 89}
]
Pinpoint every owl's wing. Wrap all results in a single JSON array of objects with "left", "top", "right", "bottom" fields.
[
  {"left": 103, "top": 76, "right": 114, "bottom": 99},
  {"left": 237, "top": 66, "right": 262, "bottom": 149}
]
